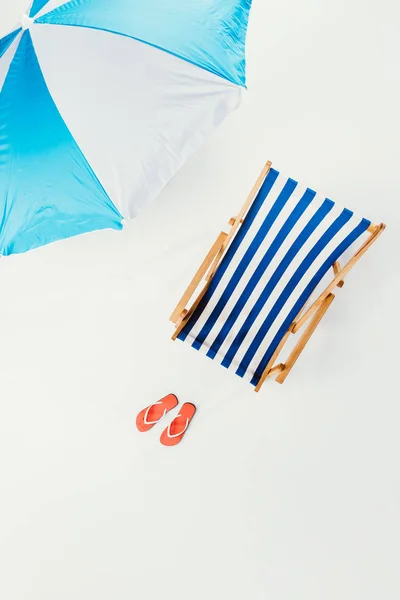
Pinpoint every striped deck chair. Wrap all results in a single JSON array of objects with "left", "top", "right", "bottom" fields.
[{"left": 170, "top": 161, "right": 385, "bottom": 392}]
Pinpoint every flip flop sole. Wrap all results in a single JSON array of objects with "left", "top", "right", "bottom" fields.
[
  {"left": 160, "top": 402, "right": 196, "bottom": 446},
  {"left": 136, "top": 394, "right": 178, "bottom": 432}
]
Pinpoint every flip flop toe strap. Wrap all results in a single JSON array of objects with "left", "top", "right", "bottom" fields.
[
  {"left": 167, "top": 417, "right": 189, "bottom": 439},
  {"left": 143, "top": 401, "right": 167, "bottom": 425}
]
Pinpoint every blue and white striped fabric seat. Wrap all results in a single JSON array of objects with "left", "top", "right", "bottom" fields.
[{"left": 178, "top": 167, "right": 371, "bottom": 387}]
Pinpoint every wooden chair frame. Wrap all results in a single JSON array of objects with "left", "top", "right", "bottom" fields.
[{"left": 170, "top": 161, "right": 385, "bottom": 392}]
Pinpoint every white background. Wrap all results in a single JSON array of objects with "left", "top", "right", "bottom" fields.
[{"left": 1, "top": 1, "right": 399, "bottom": 599}]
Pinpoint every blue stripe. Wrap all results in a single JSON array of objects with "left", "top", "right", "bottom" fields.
[
  {"left": 37, "top": 0, "right": 252, "bottom": 87},
  {"left": 30, "top": 0, "right": 49, "bottom": 18},
  {"left": 191, "top": 177, "right": 299, "bottom": 350},
  {"left": 236, "top": 209, "right": 355, "bottom": 378},
  {"left": 207, "top": 188, "right": 319, "bottom": 360},
  {"left": 0, "top": 29, "right": 21, "bottom": 59},
  {"left": 0, "top": 31, "right": 123, "bottom": 256},
  {"left": 220, "top": 198, "right": 335, "bottom": 369},
  {"left": 178, "top": 168, "right": 280, "bottom": 342},
  {"left": 250, "top": 218, "right": 371, "bottom": 385}
]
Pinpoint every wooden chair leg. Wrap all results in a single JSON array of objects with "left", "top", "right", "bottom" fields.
[
  {"left": 171, "top": 275, "right": 213, "bottom": 340},
  {"left": 254, "top": 363, "right": 285, "bottom": 392},
  {"left": 292, "top": 223, "right": 385, "bottom": 334},
  {"left": 170, "top": 231, "right": 227, "bottom": 324},
  {"left": 333, "top": 261, "right": 344, "bottom": 287},
  {"left": 254, "top": 301, "right": 310, "bottom": 392},
  {"left": 275, "top": 293, "right": 335, "bottom": 384},
  {"left": 254, "top": 330, "right": 292, "bottom": 392}
]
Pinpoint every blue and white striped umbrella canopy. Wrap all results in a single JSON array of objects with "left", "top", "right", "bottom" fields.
[{"left": 0, "top": 0, "right": 252, "bottom": 255}]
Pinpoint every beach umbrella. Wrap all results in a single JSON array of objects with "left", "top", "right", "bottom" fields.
[{"left": 0, "top": 0, "right": 252, "bottom": 256}]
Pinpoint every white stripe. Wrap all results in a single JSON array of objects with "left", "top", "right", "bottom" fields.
[
  {"left": 30, "top": 23, "right": 240, "bottom": 220},
  {"left": 0, "top": 32, "right": 22, "bottom": 93},
  {"left": 241, "top": 214, "right": 363, "bottom": 381},
  {"left": 186, "top": 173, "right": 289, "bottom": 343}
]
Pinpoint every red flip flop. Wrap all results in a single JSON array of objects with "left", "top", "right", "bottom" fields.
[
  {"left": 136, "top": 394, "right": 178, "bottom": 433},
  {"left": 160, "top": 402, "right": 196, "bottom": 446}
]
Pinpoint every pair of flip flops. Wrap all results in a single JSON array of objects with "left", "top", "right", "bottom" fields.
[{"left": 136, "top": 394, "right": 196, "bottom": 446}]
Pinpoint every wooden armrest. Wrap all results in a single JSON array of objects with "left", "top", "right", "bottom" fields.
[{"left": 169, "top": 231, "right": 227, "bottom": 324}]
